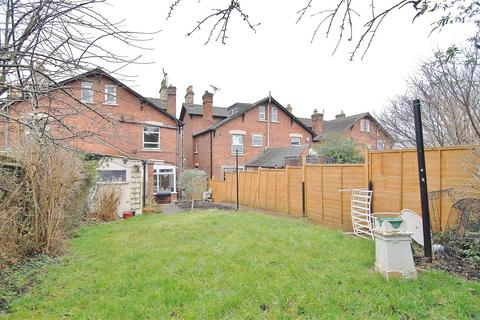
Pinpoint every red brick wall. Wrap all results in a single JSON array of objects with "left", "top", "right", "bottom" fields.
[
  {"left": 349, "top": 117, "right": 394, "bottom": 151},
  {"left": 182, "top": 111, "right": 225, "bottom": 169},
  {"left": 196, "top": 103, "right": 314, "bottom": 179},
  {"left": 1, "top": 75, "right": 178, "bottom": 164}
]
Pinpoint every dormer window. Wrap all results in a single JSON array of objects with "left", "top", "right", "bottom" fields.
[
  {"left": 228, "top": 106, "right": 238, "bottom": 116},
  {"left": 81, "top": 81, "right": 93, "bottom": 103},
  {"left": 104, "top": 84, "right": 117, "bottom": 105}
]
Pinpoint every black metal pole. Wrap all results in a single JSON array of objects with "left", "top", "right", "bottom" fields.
[
  {"left": 236, "top": 150, "right": 239, "bottom": 210},
  {"left": 413, "top": 99, "right": 433, "bottom": 262}
]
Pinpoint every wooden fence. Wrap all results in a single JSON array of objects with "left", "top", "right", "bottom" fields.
[{"left": 209, "top": 146, "right": 476, "bottom": 232}]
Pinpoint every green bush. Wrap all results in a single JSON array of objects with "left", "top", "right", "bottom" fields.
[{"left": 314, "top": 135, "right": 364, "bottom": 163}]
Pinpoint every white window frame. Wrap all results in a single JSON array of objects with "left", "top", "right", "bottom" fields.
[
  {"left": 222, "top": 166, "right": 245, "bottom": 180},
  {"left": 360, "top": 119, "right": 370, "bottom": 133},
  {"left": 271, "top": 106, "right": 278, "bottom": 122},
  {"left": 104, "top": 84, "right": 117, "bottom": 105},
  {"left": 377, "top": 139, "right": 385, "bottom": 150},
  {"left": 259, "top": 105, "right": 266, "bottom": 121},
  {"left": 153, "top": 164, "right": 176, "bottom": 193},
  {"left": 231, "top": 134, "right": 245, "bottom": 155},
  {"left": 291, "top": 136, "right": 301, "bottom": 146},
  {"left": 252, "top": 134, "right": 262, "bottom": 147},
  {"left": 143, "top": 126, "right": 160, "bottom": 150},
  {"left": 81, "top": 81, "right": 93, "bottom": 103},
  {"left": 228, "top": 106, "right": 238, "bottom": 116}
]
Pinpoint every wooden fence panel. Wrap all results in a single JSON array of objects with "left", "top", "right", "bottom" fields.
[
  {"left": 266, "top": 170, "right": 277, "bottom": 212},
  {"left": 305, "top": 166, "right": 323, "bottom": 223},
  {"left": 210, "top": 146, "right": 475, "bottom": 232},
  {"left": 288, "top": 167, "right": 303, "bottom": 217},
  {"left": 370, "top": 146, "right": 474, "bottom": 231},
  {"left": 275, "top": 170, "right": 287, "bottom": 214}
]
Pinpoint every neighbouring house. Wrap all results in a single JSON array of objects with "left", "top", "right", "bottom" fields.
[
  {"left": 0, "top": 68, "right": 182, "bottom": 209},
  {"left": 299, "top": 110, "right": 394, "bottom": 150},
  {"left": 179, "top": 88, "right": 316, "bottom": 180}
]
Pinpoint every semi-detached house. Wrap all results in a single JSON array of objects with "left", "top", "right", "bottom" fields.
[
  {"left": 0, "top": 68, "right": 182, "bottom": 205},
  {"left": 179, "top": 87, "right": 316, "bottom": 180}
]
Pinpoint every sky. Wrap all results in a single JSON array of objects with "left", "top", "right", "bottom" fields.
[{"left": 105, "top": 0, "right": 475, "bottom": 120}]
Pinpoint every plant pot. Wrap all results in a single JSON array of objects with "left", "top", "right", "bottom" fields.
[{"left": 123, "top": 211, "right": 134, "bottom": 219}]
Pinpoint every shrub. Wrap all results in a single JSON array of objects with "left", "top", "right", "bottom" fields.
[
  {"left": 94, "top": 185, "right": 121, "bottom": 222},
  {"left": 179, "top": 169, "right": 207, "bottom": 211},
  {"left": 0, "top": 140, "right": 87, "bottom": 268},
  {"left": 314, "top": 135, "right": 364, "bottom": 163}
]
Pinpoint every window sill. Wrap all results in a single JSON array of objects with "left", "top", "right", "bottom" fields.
[
  {"left": 103, "top": 103, "right": 118, "bottom": 106},
  {"left": 258, "top": 119, "right": 267, "bottom": 122},
  {"left": 271, "top": 120, "right": 279, "bottom": 123},
  {"left": 142, "top": 148, "right": 162, "bottom": 152},
  {"left": 252, "top": 145, "right": 263, "bottom": 148},
  {"left": 231, "top": 153, "right": 246, "bottom": 156}
]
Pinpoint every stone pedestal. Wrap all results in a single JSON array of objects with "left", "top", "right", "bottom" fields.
[{"left": 374, "top": 218, "right": 417, "bottom": 280}]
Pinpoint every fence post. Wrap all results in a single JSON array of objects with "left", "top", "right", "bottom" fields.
[
  {"left": 286, "top": 166, "right": 290, "bottom": 215},
  {"left": 413, "top": 98, "right": 433, "bottom": 262}
]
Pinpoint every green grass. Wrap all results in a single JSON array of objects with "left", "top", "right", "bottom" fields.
[{"left": 2, "top": 211, "right": 479, "bottom": 319}]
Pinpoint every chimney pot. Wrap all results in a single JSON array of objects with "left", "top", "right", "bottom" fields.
[
  {"left": 167, "top": 85, "right": 176, "bottom": 117},
  {"left": 286, "top": 104, "right": 293, "bottom": 113},
  {"left": 159, "top": 79, "right": 168, "bottom": 104},
  {"left": 335, "top": 110, "right": 346, "bottom": 119},
  {"left": 185, "top": 85, "right": 194, "bottom": 105}
]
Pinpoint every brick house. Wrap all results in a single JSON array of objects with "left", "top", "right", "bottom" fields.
[
  {"left": 179, "top": 88, "right": 316, "bottom": 180},
  {"left": 299, "top": 110, "right": 394, "bottom": 150},
  {"left": 0, "top": 68, "right": 182, "bottom": 204}
]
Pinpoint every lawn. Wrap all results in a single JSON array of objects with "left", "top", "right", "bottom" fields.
[{"left": 2, "top": 211, "right": 479, "bottom": 319}]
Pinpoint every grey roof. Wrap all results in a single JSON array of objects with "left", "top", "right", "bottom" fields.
[
  {"left": 185, "top": 104, "right": 230, "bottom": 117},
  {"left": 245, "top": 145, "right": 310, "bottom": 168},
  {"left": 299, "top": 117, "right": 312, "bottom": 128},
  {"left": 146, "top": 97, "right": 167, "bottom": 110},
  {"left": 319, "top": 113, "right": 369, "bottom": 139}
]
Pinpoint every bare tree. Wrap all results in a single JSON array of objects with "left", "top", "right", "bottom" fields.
[
  {"left": 377, "top": 45, "right": 480, "bottom": 147},
  {"left": 167, "top": 0, "right": 479, "bottom": 60},
  {"left": 0, "top": 0, "right": 155, "bottom": 146}
]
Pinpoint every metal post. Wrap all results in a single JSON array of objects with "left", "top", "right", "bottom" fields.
[
  {"left": 236, "top": 150, "right": 239, "bottom": 210},
  {"left": 413, "top": 99, "right": 433, "bottom": 262}
]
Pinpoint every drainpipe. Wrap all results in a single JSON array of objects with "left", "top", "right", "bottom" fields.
[
  {"left": 267, "top": 91, "right": 271, "bottom": 148},
  {"left": 142, "top": 160, "right": 147, "bottom": 208},
  {"left": 209, "top": 131, "right": 213, "bottom": 179}
]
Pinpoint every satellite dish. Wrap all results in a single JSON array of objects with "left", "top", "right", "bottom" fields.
[{"left": 400, "top": 209, "right": 425, "bottom": 246}]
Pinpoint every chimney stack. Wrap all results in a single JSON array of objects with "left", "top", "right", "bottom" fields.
[
  {"left": 167, "top": 85, "right": 177, "bottom": 117},
  {"left": 335, "top": 110, "right": 346, "bottom": 119},
  {"left": 159, "top": 79, "right": 168, "bottom": 104},
  {"left": 286, "top": 104, "right": 293, "bottom": 113},
  {"left": 185, "top": 85, "right": 194, "bottom": 105},
  {"left": 202, "top": 91, "right": 214, "bottom": 125},
  {"left": 311, "top": 109, "right": 324, "bottom": 136}
]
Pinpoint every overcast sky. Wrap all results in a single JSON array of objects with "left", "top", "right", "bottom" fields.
[{"left": 107, "top": 1, "right": 475, "bottom": 120}]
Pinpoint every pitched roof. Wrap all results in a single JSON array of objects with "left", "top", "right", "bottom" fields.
[
  {"left": 245, "top": 145, "right": 310, "bottom": 168},
  {"left": 184, "top": 104, "right": 231, "bottom": 117},
  {"left": 58, "top": 68, "right": 180, "bottom": 124},
  {"left": 145, "top": 97, "right": 166, "bottom": 110},
  {"left": 192, "top": 96, "right": 316, "bottom": 137},
  {"left": 298, "top": 117, "right": 312, "bottom": 128},
  {"left": 321, "top": 113, "right": 369, "bottom": 138}
]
